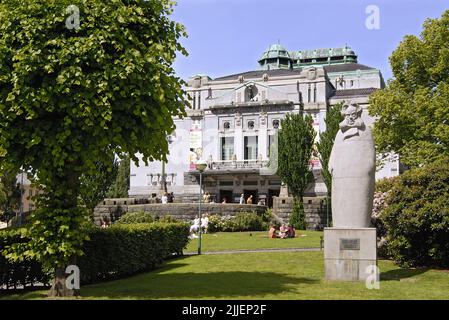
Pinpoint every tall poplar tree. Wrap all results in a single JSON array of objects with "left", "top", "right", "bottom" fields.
[
  {"left": 277, "top": 113, "right": 316, "bottom": 230},
  {"left": 107, "top": 155, "right": 130, "bottom": 199}
]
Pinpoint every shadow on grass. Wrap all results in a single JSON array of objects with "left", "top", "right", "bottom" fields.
[
  {"left": 381, "top": 267, "right": 430, "bottom": 282},
  {"left": 78, "top": 266, "right": 318, "bottom": 299},
  {"left": 1, "top": 256, "right": 320, "bottom": 300},
  {"left": 0, "top": 285, "right": 51, "bottom": 299}
]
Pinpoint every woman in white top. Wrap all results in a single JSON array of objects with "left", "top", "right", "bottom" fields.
[{"left": 201, "top": 214, "right": 209, "bottom": 233}]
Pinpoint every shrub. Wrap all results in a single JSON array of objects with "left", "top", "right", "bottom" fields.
[
  {"left": 207, "top": 211, "right": 271, "bottom": 233},
  {"left": 380, "top": 158, "right": 449, "bottom": 268},
  {"left": 116, "top": 211, "right": 155, "bottom": 224},
  {"left": 1, "top": 221, "right": 190, "bottom": 289},
  {"left": 232, "top": 212, "right": 267, "bottom": 231},
  {"left": 79, "top": 222, "right": 190, "bottom": 284},
  {"left": 156, "top": 215, "right": 180, "bottom": 224},
  {"left": 205, "top": 215, "right": 225, "bottom": 233}
]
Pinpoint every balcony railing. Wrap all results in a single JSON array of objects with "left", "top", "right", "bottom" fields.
[{"left": 209, "top": 159, "right": 269, "bottom": 171}]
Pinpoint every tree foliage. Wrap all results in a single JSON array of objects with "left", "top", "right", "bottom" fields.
[
  {"left": 0, "top": 170, "right": 21, "bottom": 222},
  {"left": 0, "top": 0, "right": 188, "bottom": 294},
  {"left": 80, "top": 155, "right": 119, "bottom": 212},
  {"left": 277, "top": 113, "right": 316, "bottom": 229},
  {"left": 369, "top": 10, "right": 449, "bottom": 167},
  {"left": 316, "top": 103, "right": 343, "bottom": 195}
]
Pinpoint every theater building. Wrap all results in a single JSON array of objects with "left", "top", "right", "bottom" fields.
[{"left": 129, "top": 44, "right": 399, "bottom": 206}]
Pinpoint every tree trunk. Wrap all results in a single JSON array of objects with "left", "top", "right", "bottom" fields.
[
  {"left": 46, "top": 168, "right": 81, "bottom": 298},
  {"left": 48, "top": 257, "right": 79, "bottom": 297},
  {"left": 48, "top": 267, "right": 73, "bottom": 297}
]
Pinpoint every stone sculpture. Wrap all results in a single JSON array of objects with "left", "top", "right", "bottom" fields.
[{"left": 329, "top": 102, "right": 375, "bottom": 228}]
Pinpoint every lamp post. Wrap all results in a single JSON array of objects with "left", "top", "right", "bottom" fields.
[
  {"left": 195, "top": 159, "right": 207, "bottom": 255},
  {"left": 160, "top": 134, "right": 175, "bottom": 195},
  {"left": 19, "top": 171, "right": 24, "bottom": 226}
]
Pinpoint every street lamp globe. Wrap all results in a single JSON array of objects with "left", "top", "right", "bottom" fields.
[{"left": 195, "top": 159, "right": 207, "bottom": 172}]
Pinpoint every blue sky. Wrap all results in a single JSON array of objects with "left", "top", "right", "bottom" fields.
[{"left": 172, "top": 0, "right": 449, "bottom": 82}]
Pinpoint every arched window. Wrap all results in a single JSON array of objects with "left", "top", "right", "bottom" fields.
[{"left": 223, "top": 121, "right": 231, "bottom": 131}]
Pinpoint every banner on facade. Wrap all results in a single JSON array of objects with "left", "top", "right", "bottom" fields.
[
  {"left": 310, "top": 113, "right": 322, "bottom": 169},
  {"left": 189, "top": 120, "right": 203, "bottom": 170}
]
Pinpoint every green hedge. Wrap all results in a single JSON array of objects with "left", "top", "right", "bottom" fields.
[
  {"left": 1, "top": 221, "right": 190, "bottom": 289},
  {"left": 116, "top": 212, "right": 180, "bottom": 225},
  {"left": 0, "top": 228, "right": 51, "bottom": 290},
  {"left": 79, "top": 222, "right": 189, "bottom": 284},
  {"left": 380, "top": 158, "right": 449, "bottom": 268},
  {"left": 208, "top": 212, "right": 271, "bottom": 232},
  {"left": 116, "top": 211, "right": 155, "bottom": 224}
]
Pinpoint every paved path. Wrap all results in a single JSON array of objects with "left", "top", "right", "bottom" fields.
[{"left": 184, "top": 247, "right": 322, "bottom": 256}]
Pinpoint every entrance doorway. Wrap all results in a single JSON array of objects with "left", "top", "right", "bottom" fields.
[
  {"left": 268, "top": 189, "right": 280, "bottom": 208},
  {"left": 243, "top": 189, "right": 258, "bottom": 204},
  {"left": 219, "top": 190, "right": 234, "bottom": 203}
]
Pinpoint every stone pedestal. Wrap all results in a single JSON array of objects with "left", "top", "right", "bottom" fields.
[{"left": 324, "top": 227, "right": 377, "bottom": 281}]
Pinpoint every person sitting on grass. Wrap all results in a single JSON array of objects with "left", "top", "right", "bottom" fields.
[
  {"left": 268, "top": 225, "right": 278, "bottom": 238},
  {"left": 287, "top": 224, "right": 296, "bottom": 238},
  {"left": 201, "top": 213, "right": 209, "bottom": 234},
  {"left": 189, "top": 217, "right": 200, "bottom": 238},
  {"left": 279, "top": 224, "right": 288, "bottom": 239}
]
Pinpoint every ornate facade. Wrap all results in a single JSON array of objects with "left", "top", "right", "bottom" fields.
[{"left": 129, "top": 44, "right": 399, "bottom": 205}]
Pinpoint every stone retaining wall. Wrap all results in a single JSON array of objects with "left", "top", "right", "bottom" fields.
[{"left": 273, "top": 196, "right": 329, "bottom": 230}]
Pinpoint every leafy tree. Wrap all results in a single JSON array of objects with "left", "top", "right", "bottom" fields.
[
  {"left": 369, "top": 10, "right": 449, "bottom": 168},
  {"left": 277, "top": 113, "right": 316, "bottom": 229},
  {"left": 107, "top": 155, "right": 130, "bottom": 198},
  {"left": 0, "top": 170, "right": 21, "bottom": 222},
  {"left": 0, "top": 0, "right": 187, "bottom": 296},
  {"left": 79, "top": 156, "right": 119, "bottom": 213}
]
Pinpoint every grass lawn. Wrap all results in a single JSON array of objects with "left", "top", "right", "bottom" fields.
[
  {"left": 184, "top": 230, "right": 323, "bottom": 253},
  {"left": 3, "top": 231, "right": 449, "bottom": 300}
]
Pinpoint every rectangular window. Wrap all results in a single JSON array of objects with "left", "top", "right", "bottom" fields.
[
  {"left": 221, "top": 137, "right": 234, "bottom": 160},
  {"left": 307, "top": 86, "right": 311, "bottom": 103},
  {"left": 244, "top": 136, "right": 258, "bottom": 160},
  {"left": 313, "top": 86, "right": 317, "bottom": 102},
  {"left": 268, "top": 134, "right": 276, "bottom": 157},
  {"left": 243, "top": 181, "right": 258, "bottom": 186}
]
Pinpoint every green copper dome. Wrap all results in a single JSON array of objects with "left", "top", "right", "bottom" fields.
[{"left": 258, "top": 44, "right": 293, "bottom": 70}]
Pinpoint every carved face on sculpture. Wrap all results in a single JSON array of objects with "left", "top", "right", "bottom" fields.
[
  {"left": 344, "top": 105, "right": 359, "bottom": 126},
  {"left": 340, "top": 103, "right": 364, "bottom": 132}
]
